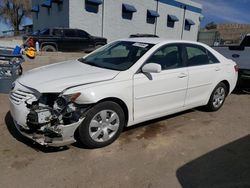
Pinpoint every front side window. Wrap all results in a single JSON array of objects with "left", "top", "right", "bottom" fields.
[
  {"left": 78, "top": 41, "right": 154, "bottom": 71},
  {"left": 185, "top": 45, "right": 219, "bottom": 66},
  {"left": 145, "top": 45, "right": 183, "bottom": 70}
]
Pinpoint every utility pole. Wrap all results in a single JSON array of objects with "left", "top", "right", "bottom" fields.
[
  {"left": 181, "top": 5, "right": 186, "bottom": 40},
  {"left": 101, "top": 1, "right": 105, "bottom": 37},
  {"left": 154, "top": 0, "right": 159, "bottom": 35}
]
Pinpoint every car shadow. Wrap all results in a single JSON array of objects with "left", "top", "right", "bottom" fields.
[
  {"left": 123, "top": 109, "right": 195, "bottom": 132},
  {"left": 232, "top": 86, "right": 250, "bottom": 95},
  {"left": 176, "top": 135, "right": 250, "bottom": 188},
  {"left": 72, "top": 109, "right": 196, "bottom": 149},
  {"left": 4, "top": 111, "right": 69, "bottom": 153}
]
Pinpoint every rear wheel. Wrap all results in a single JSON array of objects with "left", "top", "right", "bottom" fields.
[
  {"left": 206, "top": 82, "right": 227, "bottom": 111},
  {"left": 41, "top": 45, "right": 56, "bottom": 52},
  {"left": 78, "top": 101, "right": 125, "bottom": 148}
]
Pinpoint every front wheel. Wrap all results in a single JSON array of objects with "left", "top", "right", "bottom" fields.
[
  {"left": 205, "top": 82, "right": 227, "bottom": 111},
  {"left": 78, "top": 101, "right": 125, "bottom": 148}
]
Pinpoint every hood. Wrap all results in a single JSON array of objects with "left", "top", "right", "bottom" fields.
[{"left": 18, "top": 60, "right": 119, "bottom": 93}]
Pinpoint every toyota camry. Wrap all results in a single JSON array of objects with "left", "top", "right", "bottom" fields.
[{"left": 9, "top": 38, "right": 238, "bottom": 148}]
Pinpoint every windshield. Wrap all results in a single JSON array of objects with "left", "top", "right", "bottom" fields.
[{"left": 78, "top": 41, "right": 154, "bottom": 71}]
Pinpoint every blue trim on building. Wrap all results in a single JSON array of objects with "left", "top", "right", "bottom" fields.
[
  {"left": 87, "top": 0, "right": 103, "bottom": 5},
  {"left": 158, "top": 0, "right": 202, "bottom": 14},
  {"left": 185, "top": 18, "right": 195, "bottom": 25},
  {"left": 168, "top": 14, "right": 179, "bottom": 21},
  {"left": 147, "top": 10, "right": 160, "bottom": 17},
  {"left": 122, "top": 4, "right": 137, "bottom": 12}
]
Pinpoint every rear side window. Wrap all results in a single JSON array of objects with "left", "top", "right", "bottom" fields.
[
  {"left": 185, "top": 45, "right": 219, "bottom": 66},
  {"left": 64, "top": 30, "right": 77, "bottom": 37},
  {"left": 77, "top": 30, "right": 89, "bottom": 38}
]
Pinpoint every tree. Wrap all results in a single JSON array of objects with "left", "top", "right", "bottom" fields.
[
  {"left": 205, "top": 22, "right": 217, "bottom": 30},
  {"left": 0, "top": 0, "right": 31, "bottom": 35}
]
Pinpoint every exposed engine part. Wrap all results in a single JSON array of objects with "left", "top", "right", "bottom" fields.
[
  {"left": 27, "top": 108, "right": 51, "bottom": 125},
  {"left": 25, "top": 93, "right": 90, "bottom": 139}
]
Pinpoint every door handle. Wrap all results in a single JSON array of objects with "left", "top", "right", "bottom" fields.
[
  {"left": 178, "top": 73, "right": 188, "bottom": 78},
  {"left": 215, "top": 67, "right": 221, "bottom": 71}
]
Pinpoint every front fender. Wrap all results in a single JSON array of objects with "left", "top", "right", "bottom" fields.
[{"left": 63, "top": 79, "right": 134, "bottom": 123}]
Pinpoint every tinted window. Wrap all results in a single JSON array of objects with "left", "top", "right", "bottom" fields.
[
  {"left": 145, "top": 45, "right": 182, "bottom": 70},
  {"left": 185, "top": 45, "right": 218, "bottom": 66},
  {"left": 77, "top": 30, "right": 89, "bottom": 38},
  {"left": 64, "top": 30, "right": 76, "bottom": 37},
  {"left": 53, "top": 29, "right": 63, "bottom": 36},
  {"left": 78, "top": 41, "right": 154, "bottom": 71}
]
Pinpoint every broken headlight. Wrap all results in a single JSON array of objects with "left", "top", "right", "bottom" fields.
[{"left": 54, "top": 92, "right": 81, "bottom": 111}]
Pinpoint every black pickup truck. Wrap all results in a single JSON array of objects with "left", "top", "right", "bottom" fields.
[
  {"left": 23, "top": 28, "right": 107, "bottom": 52},
  {"left": 213, "top": 34, "right": 250, "bottom": 88}
]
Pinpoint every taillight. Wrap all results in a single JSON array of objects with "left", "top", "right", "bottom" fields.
[{"left": 234, "top": 65, "right": 239, "bottom": 72}]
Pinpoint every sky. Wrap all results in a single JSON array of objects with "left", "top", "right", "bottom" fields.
[{"left": 192, "top": 0, "right": 250, "bottom": 27}]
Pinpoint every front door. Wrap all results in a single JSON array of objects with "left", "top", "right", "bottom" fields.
[{"left": 133, "top": 44, "right": 188, "bottom": 121}]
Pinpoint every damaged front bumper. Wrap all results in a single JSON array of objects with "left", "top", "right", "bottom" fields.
[
  {"left": 13, "top": 118, "right": 84, "bottom": 147},
  {"left": 9, "top": 84, "right": 88, "bottom": 147}
]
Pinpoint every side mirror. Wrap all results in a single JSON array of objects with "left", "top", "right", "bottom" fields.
[{"left": 142, "top": 63, "right": 161, "bottom": 73}]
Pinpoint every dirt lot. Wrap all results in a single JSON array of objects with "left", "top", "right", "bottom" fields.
[{"left": 0, "top": 52, "right": 250, "bottom": 188}]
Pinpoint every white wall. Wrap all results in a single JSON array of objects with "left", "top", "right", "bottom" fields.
[
  {"left": 69, "top": 0, "right": 103, "bottom": 36},
  {"left": 182, "top": 10, "right": 201, "bottom": 41},
  {"left": 103, "top": 0, "right": 157, "bottom": 42},
  {"left": 156, "top": 2, "right": 184, "bottom": 40}
]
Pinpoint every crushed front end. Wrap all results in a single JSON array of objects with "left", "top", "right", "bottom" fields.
[{"left": 9, "top": 82, "right": 89, "bottom": 147}]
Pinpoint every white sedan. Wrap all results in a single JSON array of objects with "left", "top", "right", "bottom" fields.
[{"left": 9, "top": 38, "right": 238, "bottom": 148}]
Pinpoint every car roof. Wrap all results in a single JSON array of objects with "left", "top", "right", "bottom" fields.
[{"left": 119, "top": 37, "right": 205, "bottom": 46}]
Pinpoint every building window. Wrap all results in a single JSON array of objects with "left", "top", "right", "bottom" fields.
[
  {"left": 85, "top": 0, "right": 103, "bottom": 13},
  {"left": 167, "top": 15, "right": 179, "bottom": 28},
  {"left": 147, "top": 9, "right": 159, "bottom": 24},
  {"left": 185, "top": 19, "right": 195, "bottom": 31},
  {"left": 122, "top": 3, "right": 137, "bottom": 20}
]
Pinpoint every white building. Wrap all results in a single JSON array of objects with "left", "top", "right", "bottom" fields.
[{"left": 31, "top": 0, "right": 202, "bottom": 41}]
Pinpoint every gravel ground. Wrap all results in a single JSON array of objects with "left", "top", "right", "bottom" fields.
[{"left": 0, "top": 52, "right": 250, "bottom": 188}]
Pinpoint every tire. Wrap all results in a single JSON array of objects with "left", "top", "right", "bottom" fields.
[
  {"left": 205, "top": 82, "right": 228, "bottom": 112},
  {"left": 41, "top": 45, "right": 56, "bottom": 52},
  {"left": 78, "top": 101, "right": 125, "bottom": 148}
]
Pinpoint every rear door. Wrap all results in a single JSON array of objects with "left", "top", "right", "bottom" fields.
[{"left": 184, "top": 44, "right": 221, "bottom": 107}]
